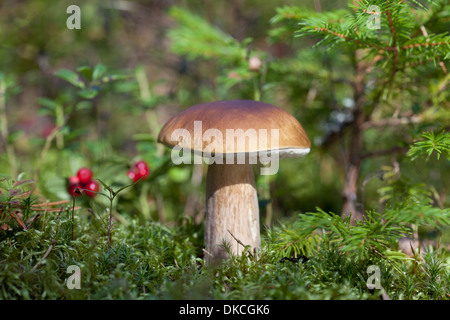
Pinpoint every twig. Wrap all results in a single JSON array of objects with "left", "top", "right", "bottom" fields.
[
  {"left": 71, "top": 195, "right": 76, "bottom": 241},
  {"left": 276, "top": 238, "right": 303, "bottom": 252},
  {"left": 107, "top": 196, "right": 113, "bottom": 253},
  {"left": 32, "top": 206, "right": 81, "bottom": 212},
  {"left": 0, "top": 200, "right": 79, "bottom": 212},
  {"left": 227, "top": 230, "right": 246, "bottom": 248},
  {"left": 87, "top": 208, "right": 109, "bottom": 229},
  {"left": 9, "top": 212, "right": 27, "bottom": 230},
  {"left": 386, "top": 3, "right": 398, "bottom": 72},
  {"left": 402, "top": 41, "right": 450, "bottom": 50},
  {"left": 342, "top": 49, "right": 367, "bottom": 224},
  {"left": 26, "top": 212, "right": 41, "bottom": 229},
  {"left": 227, "top": 230, "right": 253, "bottom": 258},
  {"left": 32, "top": 200, "right": 70, "bottom": 207},
  {"left": 312, "top": 27, "right": 395, "bottom": 52},
  {"left": 202, "top": 248, "right": 213, "bottom": 258},
  {"left": 31, "top": 239, "right": 56, "bottom": 271}
]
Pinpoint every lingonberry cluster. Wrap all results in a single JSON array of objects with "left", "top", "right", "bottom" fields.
[
  {"left": 127, "top": 160, "right": 150, "bottom": 183},
  {"left": 68, "top": 167, "right": 99, "bottom": 198},
  {"left": 68, "top": 161, "right": 150, "bottom": 197}
]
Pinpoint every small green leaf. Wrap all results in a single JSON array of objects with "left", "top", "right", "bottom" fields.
[
  {"left": 77, "top": 66, "right": 93, "bottom": 81},
  {"left": 93, "top": 64, "right": 107, "bottom": 81},
  {"left": 55, "top": 69, "right": 85, "bottom": 88},
  {"left": 37, "top": 97, "right": 61, "bottom": 110},
  {"left": 114, "top": 183, "right": 135, "bottom": 195},
  {"left": 97, "top": 178, "right": 113, "bottom": 195},
  {"left": 78, "top": 87, "right": 99, "bottom": 99}
]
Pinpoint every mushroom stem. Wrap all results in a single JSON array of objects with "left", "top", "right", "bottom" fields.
[{"left": 205, "top": 163, "right": 260, "bottom": 265}]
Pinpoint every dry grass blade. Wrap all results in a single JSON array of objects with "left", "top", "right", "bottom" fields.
[
  {"left": 31, "top": 200, "right": 71, "bottom": 207},
  {"left": 9, "top": 212, "right": 27, "bottom": 230}
]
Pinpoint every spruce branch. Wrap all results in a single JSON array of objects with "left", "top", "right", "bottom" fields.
[
  {"left": 167, "top": 6, "right": 247, "bottom": 63},
  {"left": 407, "top": 130, "right": 450, "bottom": 161},
  {"left": 269, "top": 200, "right": 450, "bottom": 262}
]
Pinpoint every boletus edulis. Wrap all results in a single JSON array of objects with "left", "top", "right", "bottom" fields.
[{"left": 157, "top": 100, "right": 310, "bottom": 265}]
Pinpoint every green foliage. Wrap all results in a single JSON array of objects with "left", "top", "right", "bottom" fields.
[
  {"left": 297, "top": 0, "right": 450, "bottom": 61},
  {"left": 267, "top": 201, "right": 449, "bottom": 262},
  {"left": 168, "top": 7, "right": 248, "bottom": 63},
  {"left": 1, "top": 171, "right": 446, "bottom": 300},
  {"left": 0, "top": 174, "right": 449, "bottom": 299},
  {"left": 0, "top": 177, "right": 203, "bottom": 299},
  {"left": 167, "top": 6, "right": 267, "bottom": 100},
  {"left": 408, "top": 130, "right": 450, "bottom": 161},
  {"left": 0, "top": 0, "right": 449, "bottom": 301}
]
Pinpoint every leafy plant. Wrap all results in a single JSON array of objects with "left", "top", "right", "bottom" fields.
[{"left": 408, "top": 130, "right": 450, "bottom": 161}]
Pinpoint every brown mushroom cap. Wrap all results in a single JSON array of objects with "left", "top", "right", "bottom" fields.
[{"left": 157, "top": 100, "right": 311, "bottom": 157}]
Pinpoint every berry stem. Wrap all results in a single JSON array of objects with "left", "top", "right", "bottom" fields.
[
  {"left": 71, "top": 195, "right": 75, "bottom": 241},
  {"left": 107, "top": 195, "right": 113, "bottom": 254}
]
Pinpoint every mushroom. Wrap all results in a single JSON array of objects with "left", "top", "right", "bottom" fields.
[{"left": 157, "top": 100, "right": 310, "bottom": 264}]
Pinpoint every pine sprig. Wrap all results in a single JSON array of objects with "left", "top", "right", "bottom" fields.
[
  {"left": 267, "top": 198, "right": 450, "bottom": 261},
  {"left": 295, "top": 0, "right": 450, "bottom": 64},
  {"left": 167, "top": 6, "right": 247, "bottom": 63},
  {"left": 407, "top": 130, "right": 450, "bottom": 161},
  {"left": 269, "top": 6, "right": 348, "bottom": 42}
]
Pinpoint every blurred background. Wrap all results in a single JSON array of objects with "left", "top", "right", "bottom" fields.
[{"left": 0, "top": 0, "right": 448, "bottom": 233}]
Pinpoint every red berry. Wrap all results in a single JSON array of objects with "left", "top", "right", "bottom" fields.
[
  {"left": 84, "top": 180, "right": 99, "bottom": 198},
  {"left": 135, "top": 161, "right": 148, "bottom": 170},
  {"left": 139, "top": 167, "right": 149, "bottom": 177},
  {"left": 77, "top": 167, "right": 93, "bottom": 183},
  {"left": 127, "top": 169, "right": 138, "bottom": 182},
  {"left": 68, "top": 184, "right": 83, "bottom": 197},
  {"left": 136, "top": 161, "right": 150, "bottom": 180},
  {"left": 68, "top": 175, "right": 80, "bottom": 185},
  {"left": 128, "top": 161, "right": 150, "bottom": 183}
]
